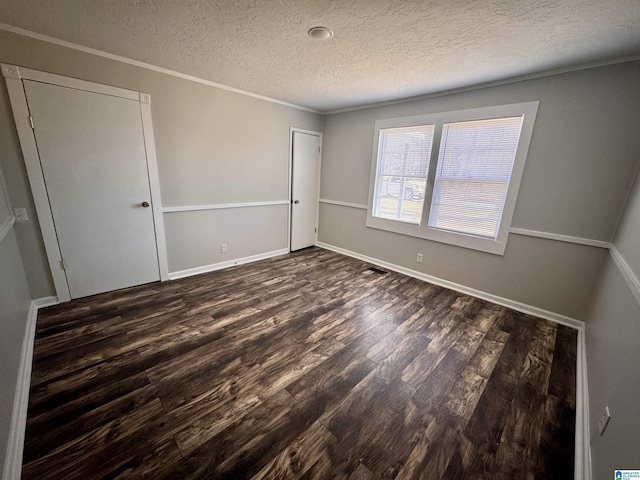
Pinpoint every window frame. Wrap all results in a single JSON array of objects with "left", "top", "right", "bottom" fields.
[
  {"left": 366, "top": 101, "right": 539, "bottom": 255},
  {"left": 372, "top": 124, "right": 435, "bottom": 225}
]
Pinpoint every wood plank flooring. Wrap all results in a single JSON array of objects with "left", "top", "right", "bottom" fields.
[{"left": 23, "top": 247, "right": 577, "bottom": 479}]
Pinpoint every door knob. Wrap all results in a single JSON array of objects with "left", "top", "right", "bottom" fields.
[
  {"left": 294, "top": 200, "right": 300, "bottom": 204},
  {"left": 141, "top": 201, "right": 150, "bottom": 208}
]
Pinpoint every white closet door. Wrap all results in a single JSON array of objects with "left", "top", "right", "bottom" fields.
[
  {"left": 291, "top": 131, "right": 320, "bottom": 251},
  {"left": 24, "top": 80, "right": 160, "bottom": 298}
]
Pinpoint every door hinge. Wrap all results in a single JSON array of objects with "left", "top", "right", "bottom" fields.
[
  {"left": 60, "top": 258, "right": 66, "bottom": 270},
  {"left": 318, "top": 146, "right": 321, "bottom": 153},
  {"left": 315, "top": 227, "right": 317, "bottom": 233},
  {"left": 29, "top": 116, "right": 34, "bottom": 130}
]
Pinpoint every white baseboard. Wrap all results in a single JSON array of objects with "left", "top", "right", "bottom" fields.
[
  {"left": 2, "top": 296, "right": 56, "bottom": 480},
  {"left": 316, "top": 241, "right": 591, "bottom": 480},
  {"left": 316, "top": 242, "right": 585, "bottom": 330},
  {"left": 168, "top": 248, "right": 289, "bottom": 280},
  {"left": 31, "top": 296, "right": 59, "bottom": 309}
]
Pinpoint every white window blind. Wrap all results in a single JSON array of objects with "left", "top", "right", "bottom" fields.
[
  {"left": 366, "top": 102, "right": 538, "bottom": 255},
  {"left": 373, "top": 125, "right": 434, "bottom": 224},
  {"left": 428, "top": 116, "right": 524, "bottom": 238}
]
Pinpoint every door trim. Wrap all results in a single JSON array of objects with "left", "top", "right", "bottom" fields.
[
  {"left": 2, "top": 64, "right": 169, "bottom": 302},
  {"left": 288, "top": 127, "right": 322, "bottom": 252}
]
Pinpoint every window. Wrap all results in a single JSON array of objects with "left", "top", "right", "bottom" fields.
[
  {"left": 372, "top": 125, "right": 434, "bottom": 224},
  {"left": 367, "top": 102, "right": 538, "bottom": 255}
]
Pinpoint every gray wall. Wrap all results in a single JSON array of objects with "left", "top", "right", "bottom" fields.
[
  {"left": 0, "top": 227, "right": 32, "bottom": 475},
  {"left": 0, "top": 29, "right": 323, "bottom": 295},
  {"left": 586, "top": 169, "right": 640, "bottom": 478},
  {"left": 319, "top": 61, "right": 640, "bottom": 320}
]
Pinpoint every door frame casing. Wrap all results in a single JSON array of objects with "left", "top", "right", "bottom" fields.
[
  {"left": 2, "top": 64, "right": 169, "bottom": 302},
  {"left": 288, "top": 127, "right": 322, "bottom": 252}
]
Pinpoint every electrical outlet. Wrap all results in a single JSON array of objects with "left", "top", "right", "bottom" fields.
[
  {"left": 13, "top": 208, "right": 28, "bottom": 223},
  {"left": 598, "top": 406, "right": 611, "bottom": 436},
  {"left": 221, "top": 243, "right": 227, "bottom": 253},
  {"left": 416, "top": 253, "right": 423, "bottom": 263}
]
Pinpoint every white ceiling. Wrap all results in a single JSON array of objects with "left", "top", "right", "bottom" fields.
[{"left": 1, "top": 0, "right": 639, "bottom": 112}]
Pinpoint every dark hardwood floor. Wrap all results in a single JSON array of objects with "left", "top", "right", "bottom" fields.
[{"left": 23, "top": 247, "right": 577, "bottom": 479}]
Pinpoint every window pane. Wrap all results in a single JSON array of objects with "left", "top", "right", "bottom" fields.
[
  {"left": 428, "top": 116, "right": 524, "bottom": 238},
  {"left": 373, "top": 125, "right": 434, "bottom": 224}
]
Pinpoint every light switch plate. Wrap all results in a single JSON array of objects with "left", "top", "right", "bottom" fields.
[{"left": 13, "top": 208, "right": 28, "bottom": 223}]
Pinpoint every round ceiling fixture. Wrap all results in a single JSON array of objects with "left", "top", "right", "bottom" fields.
[{"left": 308, "top": 26, "right": 334, "bottom": 40}]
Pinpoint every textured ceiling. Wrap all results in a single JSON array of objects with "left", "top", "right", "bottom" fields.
[{"left": 0, "top": 0, "right": 639, "bottom": 112}]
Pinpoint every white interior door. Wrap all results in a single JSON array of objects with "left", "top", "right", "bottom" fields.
[
  {"left": 24, "top": 80, "right": 160, "bottom": 299},
  {"left": 291, "top": 131, "right": 320, "bottom": 251}
]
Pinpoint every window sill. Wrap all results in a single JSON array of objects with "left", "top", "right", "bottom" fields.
[{"left": 365, "top": 214, "right": 508, "bottom": 255}]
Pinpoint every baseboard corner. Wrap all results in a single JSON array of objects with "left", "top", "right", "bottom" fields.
[{"left": 32, "top": 295, "right": 59, "bottom": 309}]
